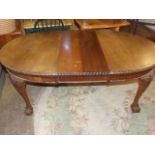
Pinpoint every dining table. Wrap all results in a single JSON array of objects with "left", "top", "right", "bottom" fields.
[
  {"left": 74, "top": 19, "right": 130, "bottom": 31},
  {"left": 0, "top": 29, "right": 155, "bottom": 115}
]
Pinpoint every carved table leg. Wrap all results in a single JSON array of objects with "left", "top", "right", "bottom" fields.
[
  {"left": 8, "top": 72, "right": 33, "bottom": 115},
  {"left": 131, "top": 69, "right": 154, "bottom": 113}
]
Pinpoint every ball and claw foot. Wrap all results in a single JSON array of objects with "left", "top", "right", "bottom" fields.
[
  {"left": 131, "top": 104, "right": 140, "bottom": 113},
  {"left": 25, "top": 107, "right": 33, "bottom": 116}
]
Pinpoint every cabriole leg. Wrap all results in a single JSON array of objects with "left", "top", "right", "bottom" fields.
[
  {"left": 131, "top": 69, "right": 154, "bottom": 113},
  {"left": 8, "top": 72, "right": 33, "bottom": 115}
]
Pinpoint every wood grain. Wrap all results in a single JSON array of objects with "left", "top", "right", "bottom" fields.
[
  {"left": 96, "top": 30, "right": 155, "bottom": 72},
  {"left": 1, "top": 30, "right": 155, "bottom": 75},
  {"left": 79, "top": 30, "right": 109, "bottom": 72}
]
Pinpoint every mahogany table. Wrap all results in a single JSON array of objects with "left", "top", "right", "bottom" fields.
[
  {"left": 74, "top": 19, "right": 130, "bottom": 31},
  {"left": 0, "top": 30, "right": 155, "bottom": 115}
]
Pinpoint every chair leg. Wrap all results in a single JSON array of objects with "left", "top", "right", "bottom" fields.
[
  {"left": 0, "top": 66, "right": 6, "bottom": 97},
  {"left": 133, "top": 19, "right": 139, "bottom": 34}
]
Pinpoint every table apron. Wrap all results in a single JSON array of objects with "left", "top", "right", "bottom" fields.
[{"left": 6, "top": 68, "right": 154, "bottom": 84}]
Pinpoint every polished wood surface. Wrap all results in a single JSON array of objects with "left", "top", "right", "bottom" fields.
[
  {"left": 0, "top": 30, "right": 155, "bottom": 75},
  {"left": 74, "top": 19, "right": 130, "bottom": 31},
  {"left": 0, "top": 29, "right": 155, "bottom": 115}
]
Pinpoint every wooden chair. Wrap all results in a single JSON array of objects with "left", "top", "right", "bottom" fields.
[
  {"left": 33, "top": 19, "right": 66, "bottom": 33},
  {"left": 0, "top": 65, "right": 5, "bottom": 97}
]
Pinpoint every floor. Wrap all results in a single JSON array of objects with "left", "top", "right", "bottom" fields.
[
  {"left": 0, "top": 22, "right": 155, "bottom": 134},
  {"left": 0, "top": 75, "right": 40, "bottom": 134}
]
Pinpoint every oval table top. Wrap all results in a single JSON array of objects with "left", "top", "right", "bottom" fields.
[{"left": 0, "top": 30, "right": 155, "bottom": 76}]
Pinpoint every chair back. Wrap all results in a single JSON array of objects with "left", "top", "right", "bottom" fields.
[{"left": 34, "top": 19, "right": 66, "bottom": 32}]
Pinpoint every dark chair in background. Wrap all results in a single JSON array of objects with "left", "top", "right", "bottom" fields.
[
  {"left": 32, "top": 19, "right": 67, "bottom": 33},
  {"left": 34, "top": 19, "right": 65, "bottom": 32},
  {"left": 0, "top": 65, "right": 5, "bottom": 97},
  {"left": 127, "top": 19, "right": 139, "bottom": 34}
]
